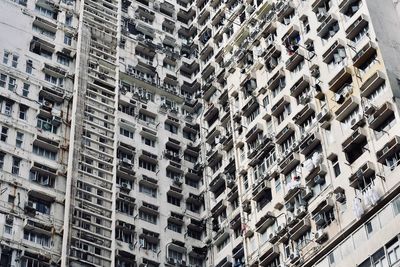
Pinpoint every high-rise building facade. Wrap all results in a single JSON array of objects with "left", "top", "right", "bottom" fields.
[{"left": 1, "top": 0, "right": 400, "bottom": 266}]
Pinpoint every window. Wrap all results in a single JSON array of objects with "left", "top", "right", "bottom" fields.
[
  {"left": 57, "top": 55, "right": 70, "bottom": 66},
  {"left": 276, "top": 104, "right": 291, "bottom": 124},
  {"left": 330, "top": 156, "right": 341, "bottom": 177},
  {"left": 22, "top": 83, "right": 30, "bottom": 97},
  {"left": 8, "top": 77, "right": 16, "bottom": 91},
  {"left": 372, "top": 248, "right": 388, "bottom": 267},
  {"left": 327, "top": 48, "right": 347, "bottom": 71},
  {"left": 374, "top": 113, "right": 396, "bottom": 140},
  {"left": 167, "top": 195, "right": 181, "bottom": 206},
  {"left": 139, "top": 210, "right": 157, "bottom": 224},
  {"left": 165, "top": 122, "right": 178, "bottom": 134},
  {"left": 365, "top": 215, "right": 380, "bottom": 239},
  {"left": 37, "top": 116, "right": 58, "bottom": 133},
  {"left": 65, "top": 15, "right": 73, "bottom": 26},
  {"left": 217, "top": 236, "right": 230, "bottom": 252},
  {"left": 26, "top": 60, "right": 33, "bottom": 74},
  {"left": 393, "top": 196, "right": 400, "bottom": 216},
  {"left": 33, "top": 145, "right": 57, "bottom": 160},
  {"left": 64, "top": 34, "right": 72, "bottom": 45},
  {"left": 168, "top": 249, "right": 183, "bottom": 261},
  {"left": 116, "top": 199, "right": 134, "bottom": 215},
  {"left": 11, "top": 55, "right": 18, "bottom": 68},
  {"left": 275, "top": 176, "right": 281, "bottom": 192},
  {"left": 16, "top": 132, "right": 23, "bottom": 148},
  {"left": 24, "top": 230, "right": 51, "bottom": 247},
  {"left": 30, "top": 171, "right": 54, "bottom": 187},
  {"left": 35, "top": 5, "right": 55, "bottom": 18},
  {"left": 3, "top": 101, "right": 12, "bottom": 116},
  {"left": 3, "top": 51, "right": 10, "bottom": 64},
  {"left": 45, "top": 73, "right": 64, "bottom": 87},
  {"left": 28, "top": 197, "right": 51, "bottom": 215},
  {"left": 120, "top": 127, "right": 134, "bottom": 139},
  {"left": 141, "top": 136, "right": 155, "bottom": 147},
  {"left": 4, "top": 224, "right": 12, "bottom": 235},
  {"left": 385, "top": 237, "right": 400, "bottom": 266},
  {"left": 0, "top": 152, "right": 4, "bottom": 169},
  {"left": 32, "top": 24, "right": 56, "bottom": 39},
  {"left": 1, "top": 126, "right": 8, "bottom": 142},
  {"left": 139, "top": 159, "right": 156, "bottom": 172},
  {"left": 19, "top": 104, "right": 27, "bottom": 120},
  {"left": 139, "top": 184, "right": 157, "bottom": 197},
  {"left": 188, "top": 229, "right": 202, "bottom": 240},
  {"left": 0, "top": 73, "right": 6, "bottom": 87},
  {"left": 8, "top": 195, "right": 15, "bottom": 203},
  {"left": 167, "top": 221, "right": 182, "bottom": 233}
]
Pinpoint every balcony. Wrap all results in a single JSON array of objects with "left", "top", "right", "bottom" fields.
[
  {"left": 215, "top": 256, "right": 232, "bottom": 267},
  {"left": 285, "top": 48, "right": 304, "bottom": 71},
  {"left": 328, "top": 66, "right": 352, "bottom": 93},
  {"left": 259, "top": 245, "right": 279, "bottom": 266},
  {"left": 24, "top": 218, "right": 53, "bottom": 235},
  {"left": 289, "top": 75, "right": 310, "bottom": 97},
  {"left": 345, "top": 14, "right": 369, "bottom": 40},
  {"left": 293, "top": 103, "right": 315, "bottom": 126},
  {"left": 242, "top": 97, "right": 259, "bottom": 117},
  {"left": 348, "top": 161, "right": 375, "bottom": 188},
  {"left": 245, "top": 123, "right": 263, "bottom": 143},
  {"left": 138, "top": 175, "right": 158, "bottom": 189},
  {"left": 252, "top": 180, "right": 271, "bottom": 201},
  {"left": 289, "top": 217, "right": 311, "bottom": 240},
  {"left": 316, "top": 14, "right": 338, "bottom": 37},
  {"left": 368, "top": 102, "right": 394, "bottom": 130},
  {"left": 311, "top": 198, "right": 334, "bottom": 217},
  {"left": 267, "top": 68, "right": 285, "bottom": 90},
  {"left": 304, "top": 164, "right": 327, "bottom": 187},
  {"left": 360, "top": 70, "right": 385, "bottom": 97},
  {"left": 255, "top": 211, "right": 275, "bottom": 233},
  {"left": 322, "top": 39, "right": 345, "bottom": 63},
  {"left": 376, "top": 136, "right": 400, "bottom": 164},
  {"left": 279, "top": 152, "right": 300, "bottom": 175},
  {"left": 271, "top": 95, "right": 290, "bottom": 117},
  {"left": 335, "top": 96, "right": 359, "bottom": 122},
  {"left": 352, "top": 41, "right": 377, "bottom": 68},
  {"left": 275, "top": 123, "right": 294, "bottom": 144},
  {"left": 264, "top": 44, "right": 281, "bottom": 72},
  {"left": 298, "top": 132, "right": 321, "bottom": 155},
  {"left": 204, "top": 103, "right": 219, "bottom": 121},
  {"left": 276, "top": 1, "right": 294, "bottom": 22},
  {"left": 342, "top": 128, "right": 367, "bottom": 153},
  {"left": 209, "top": 173, "right": 225, "bottom": 192}
]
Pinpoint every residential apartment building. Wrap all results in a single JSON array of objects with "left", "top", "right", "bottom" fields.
[{"left": 0, "top": 0, "right": 400, "bottom": 266}]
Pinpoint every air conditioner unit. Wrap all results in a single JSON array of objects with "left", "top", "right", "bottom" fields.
[
  {"left": 121, "top": 182, "right": 129, "bottom": 189},
  {"left": 287, "top": 215, "right": 297, "bottom": 226},
  {"left": 310, "top": 68, "right": 320, "bottom": 77},
  {"left": 290, "top": 249, "right": 300, "bottom": 263},
  {"left": 268, "top": 231, "right": 279, "bottom": 243},
  {"left": 335, "top": 192, "right": 346, "bottom": 203},
  {"left": 122, "top": 158, "right": 132, "bottom": 164},
  {"left": 277, "top": 223, "right": 286, "bottom": 235},
  {"left": 314, "top": 175, "right": 325, "bottom": 185},
  {"left": 301, "top": 186, "right": 313, "bottom": 201},
  {"left": 314, "top": 213, "right": 326, "bottom": 226},
  {"left": 285, "top": 202, "right": 295, "bottom": 212},
  {"left": 296, "top": 206, "right": 306, "bottom": 218},
  {"left": 314, "top": 229, "right": 328, "bottom": 244}
]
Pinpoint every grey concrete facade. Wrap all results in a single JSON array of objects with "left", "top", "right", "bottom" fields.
[{"left": 0, "top": 0, "right": 400, "bottom": 266}]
